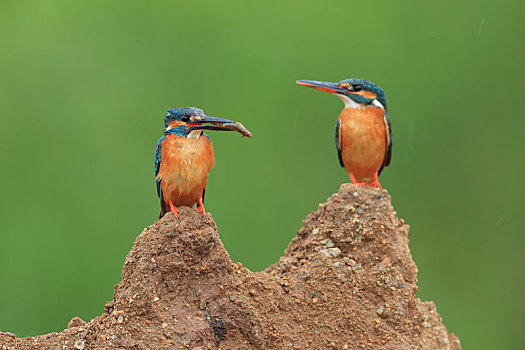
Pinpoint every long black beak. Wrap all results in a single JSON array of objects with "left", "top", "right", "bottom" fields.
[
  {"left": 188, "top": 115, "right": 237, "bottom": 132},
  {"left": 296, "top": 80, "right": 347, "bottom": 94}
]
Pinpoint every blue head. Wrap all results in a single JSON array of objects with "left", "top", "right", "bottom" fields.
[
  {"left": 297, "top": 78, "right": 387, "bottom": 110},
  {"left": 164, "top": 107, "right": 206, "bottom": 128}
]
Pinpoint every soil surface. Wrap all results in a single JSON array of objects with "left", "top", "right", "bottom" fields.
[{"left": 0, "top": 184, "right": 461, "bottom": 349}]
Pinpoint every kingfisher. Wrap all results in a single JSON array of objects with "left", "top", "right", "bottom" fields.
[
  {"left": 155, "top": 107, "right": 251, "bottom": 218},
  {"left": 296, "top": 78, "right": 392, "bottom": 188}
]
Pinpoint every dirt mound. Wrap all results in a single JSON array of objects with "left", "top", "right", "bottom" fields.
[{"left": 0, "top": 184, "right": 461, "bottom": 349}]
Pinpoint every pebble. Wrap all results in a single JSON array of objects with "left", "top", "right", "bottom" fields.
[
  {"left": 117, "top": 315, "right": 124, "bottom": 324},
  {"left": 320, "top": 239, "right": 335, "bottom": 247},
  {"left": 74, "top": 340, "right": 85, "bottom": 350},
  {"left": 319, "top": 248, "right": 341, "bottom": 258},
  {"left": 377, "top": 305, "right": 385, "bottom": 315}
]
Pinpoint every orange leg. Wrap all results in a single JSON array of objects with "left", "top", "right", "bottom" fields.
[
  {"left": 350, "top": 174, "right": 367, "bottom": 187},
  {"left": 369, "top": 173, "right": 382, "bottom": 189},
  {"left": 197, "top": 198, "right": 206, "bottom": 216},
  {"left": 168, "top": 200, "right": 179, "bottom": 218}
]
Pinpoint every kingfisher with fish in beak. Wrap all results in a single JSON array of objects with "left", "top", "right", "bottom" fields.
[
  {"left": 296, "top": 78, "right": 392, "bottom": 188},
  {"left": 155, "top": 107, "right": 251, "bottom": 218}
]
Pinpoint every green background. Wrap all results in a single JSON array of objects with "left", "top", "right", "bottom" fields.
[{"left": 1, "top": 1, "right": 523, "bottom": 348}]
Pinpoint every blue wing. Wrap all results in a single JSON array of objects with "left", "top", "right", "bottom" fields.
[
  {"left": 335, "top": 119, "right": 344, "bottom": 167},
  {"left": 155, "top": 136, "right": 164, "bottom": 198},
  {"left": 378, "top": 111, "right": 392, "bottom": 175}
]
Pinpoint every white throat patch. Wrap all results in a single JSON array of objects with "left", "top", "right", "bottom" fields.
[
  {"left": 336, "top": 94, "right": 361, "bottom": 109},
  {"left": 336, "top": 93, "right": 384, "bottom": 110},
  {"left": 371, "top": 99, "right": 385, "bottom": 109},
  {"left": 187, "top": 129, "right": 202, "bottom": 138}
]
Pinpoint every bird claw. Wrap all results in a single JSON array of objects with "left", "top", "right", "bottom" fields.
[
  {"left": 350, "top": 173, "right": 382, "bottom": 188},
  {"left": 370, "top": 173, "right": 382, "bottom": 189},
  {"left": 350, "top": 174, "right": 367, "bottom": 187},
  {"left": 169, "top": 200, "right": 179, "bottom": 218},
  {"left": 369, "top": 181, "right": 382, "bottom": 189},
  {"left": 197, "top": 198, "right": 206, "bottom": 216}
]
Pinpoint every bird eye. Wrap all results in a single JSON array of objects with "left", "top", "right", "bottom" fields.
[
  {"left": 353, "top": 84, "right": 362, "bottom": 92},
  {"left": 181, "top": 115, "right": 190, "bottom": 122}
]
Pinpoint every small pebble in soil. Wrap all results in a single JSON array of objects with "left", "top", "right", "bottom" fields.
[
  {"left": 377, "top": 305, "right": 385, "bottom": 315},
  {"left": 319, "top": 248, "right": 341, "bottom": 258},
  {"left": 320, "top": 239, "right": 334, "bottom": 247},
  {"left": 74, "top": 339, "right": 85, "bottom": 350}
]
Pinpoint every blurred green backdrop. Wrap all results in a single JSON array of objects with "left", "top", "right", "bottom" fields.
[{"left": 1, "top": 0, "right": 523, "bottom": 348}]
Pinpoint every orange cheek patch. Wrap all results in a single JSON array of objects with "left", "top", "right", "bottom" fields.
[
  {"left": 358, "top": 91, "right": 377, "bottom": 99},
  {"left": 167, "top": 121, "right": 185, "bottom": 128}
]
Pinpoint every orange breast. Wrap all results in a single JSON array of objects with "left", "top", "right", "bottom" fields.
[
  {"left": 338, "top": 107, "right": 388, "bottom": 183},
  {"left": 157, "top": 134, "right": 215, "bottom": 207}
]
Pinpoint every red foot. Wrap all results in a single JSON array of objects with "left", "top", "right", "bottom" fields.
[
  {"left": 350, "top": 173, "right": 382, "bottom": 188},
  {"left": 168, "top": 200, "right": 179, "bottom": 218},
  {"left": 197, "top": 198, "right": 206, "bottom": 216},
  {"left": 370, "top": 173, "right": 382, "bottom": 189},
  {"left": 350, "top": 174, "right": 368, "bottom": 187}
]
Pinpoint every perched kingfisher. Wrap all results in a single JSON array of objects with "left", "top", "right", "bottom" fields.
[
  {"left": 155, "top": 107, "right": 251, "bottom": 218},
  {"left": 296, "top": 78, "right": 392, "bottom": 188}
]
